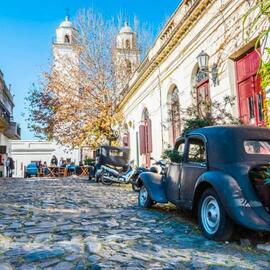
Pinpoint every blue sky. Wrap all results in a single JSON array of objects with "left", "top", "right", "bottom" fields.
[{"left": 0, "top": 0, "right": 180, "bottom": 139}]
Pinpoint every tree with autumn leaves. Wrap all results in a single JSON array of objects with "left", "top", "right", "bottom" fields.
[{"left": 26, "top": 9, "right": 154, "bottom": 149}]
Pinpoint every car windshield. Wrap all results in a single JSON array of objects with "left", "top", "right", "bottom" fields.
[
  {"left": 109, "top": 150, "right": 124, "bottom": 157},
  {"left": 244, "top": 140, "right": 270, "bottom": 155}
]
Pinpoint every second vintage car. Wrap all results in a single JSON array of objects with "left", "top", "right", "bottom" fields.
[{"left": 138, "top": 126, "right": 270, "bottom": 241}]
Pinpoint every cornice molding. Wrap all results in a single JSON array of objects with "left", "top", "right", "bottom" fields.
[{"left": 118, "top": 0, "right": 214, "bottom": 111}]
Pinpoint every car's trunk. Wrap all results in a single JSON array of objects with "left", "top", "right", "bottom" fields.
[{"left": 249, "top": 164, "right": 270, "bottom": 211}]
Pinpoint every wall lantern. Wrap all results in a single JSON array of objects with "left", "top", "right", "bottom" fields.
[{"left": 196, "top": 50, "right": 219, "bottom": 86}]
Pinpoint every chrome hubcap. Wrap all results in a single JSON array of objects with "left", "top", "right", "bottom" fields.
[
  {"left": 139, "top": 186, "right": 148, "bottom": 206},
  {"left": 201, "top": 195, "right": 220, "bottom": 235}
]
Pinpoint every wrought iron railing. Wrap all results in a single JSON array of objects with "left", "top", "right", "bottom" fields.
[
  {"left": 17, "top": 124, "right": 21, "bottom": 137},
  {"left": 0, "top": 101, "right": 10, "bottom": 123}
]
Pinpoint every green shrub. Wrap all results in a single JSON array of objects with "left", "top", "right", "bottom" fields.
[{"left": 162, "top": 148, "right": 183, "bottom": 163}]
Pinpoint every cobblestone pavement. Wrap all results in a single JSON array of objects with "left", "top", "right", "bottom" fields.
[{"left": 0, "top": 178, "right": 269, "bottom": 270}]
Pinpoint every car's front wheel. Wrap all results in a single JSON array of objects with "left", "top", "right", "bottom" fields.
[
  {"left": 198, "top": 188, "right": 234, "bottom": 242},
  {"left": 138, "top": 186, "right": 153, "bottom": 208}
]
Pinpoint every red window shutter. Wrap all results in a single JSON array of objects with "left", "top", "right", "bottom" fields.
[
  {"left": 238, "top": 80, "right": 250, "bottom": 124},
  {"left": 236, "top": 50, "right": 260, "bottom": 82},
  {"left": 127, "top": 131, "right": 130, "bottom": 148},
  {"left": 196, "top": 80, "right": 210, "bottom": 116},
  {"left": 236, "top": 57, "right": 249, "bottom": 82},
  {"left": 146, "top": 119, "right": 153, "bottom": 153},
  {"left": 123, "top": 135, "right": 128, "bottom": 147},
  {"left": 139, "top": 125, "right": 146, "bottom": 155},
  {"left": 250, "top": 50, "right": 260, "bottom": 75},
  {"left": 236, "top": 49, "right": 263, "bottom": 126},
  {"left": 122, "top": 132, "right": 130, "bottom": 147}
]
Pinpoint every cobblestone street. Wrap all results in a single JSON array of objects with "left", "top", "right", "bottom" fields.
[{"left": 0, "top": 178, "right": 269, "bottom": 269}]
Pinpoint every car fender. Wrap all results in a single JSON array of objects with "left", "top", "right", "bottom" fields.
[
  {"left": 139, "top": 172, "right": 168, "bottom": 203},
  {"left": 194, "top": 171, "right": 270, "bottom": 232}
]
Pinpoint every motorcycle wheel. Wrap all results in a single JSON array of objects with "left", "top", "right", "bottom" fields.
[
  {"left": 132, "top": 183, "right": 141, "bottom": 192},
  {"left": 101, "top": 174, "right": 113, "bottom": 186}
]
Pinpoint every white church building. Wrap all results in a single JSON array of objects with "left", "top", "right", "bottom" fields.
[
  {"left": 118, "top": 0, "right": 268, "bottom": 167},
  {"left": 31, "top": 1, "right": 267, "bottom": 170}
]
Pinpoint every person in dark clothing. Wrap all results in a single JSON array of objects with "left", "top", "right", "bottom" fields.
[
  {"left": 43, "top": 161, "right": 49, "bottom": 175},
  {"left": 5, "top": 157, "right": 10, "bottom": 177},
  {"left": 8, "top": 157, "right": 14, "bottom": 177},
  {"left": 50, "top": 155, "right": 58, "bottom": 166}
]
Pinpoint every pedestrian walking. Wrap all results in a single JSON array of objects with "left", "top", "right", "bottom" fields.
[
  {"left": 9, "top": 157, "right": 14, "bottom": 177},
  {"left": 5, "top": 156, "right": 10, "bottom": 178}
]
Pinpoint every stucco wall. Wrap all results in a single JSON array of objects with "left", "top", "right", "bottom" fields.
[
  {"left": 11, "top": 141, "right": 81, "bottom": 177},
  {"left": 121, "top": 0, "right": 264, "bottom": 164}
]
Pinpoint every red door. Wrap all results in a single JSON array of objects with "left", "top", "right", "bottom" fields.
[
  {"left": 236, "top": 49, "right": 264, "bottom": 126},
  {"left": 139, "top": 119, "right": 152, "bottom": 167}
]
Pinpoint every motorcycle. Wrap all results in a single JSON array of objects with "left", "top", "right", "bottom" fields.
[
  {"left": 97, "top": 161, "right": 136, "bottom": 186},
  {"left": 131, "top": 159, "right": 167, "bottom": 192},
  {"left": 92, "top": 145, "right": 131, "bottom": 185}
]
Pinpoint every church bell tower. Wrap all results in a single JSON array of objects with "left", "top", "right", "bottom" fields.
[
  {"left": 53, "top": 15, "right": 80, "bottom": 70},
  {"left": 115, "top": 22, "right": 140, "bottom": 90}
]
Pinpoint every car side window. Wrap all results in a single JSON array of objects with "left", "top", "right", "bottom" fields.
[
  {"left": 187, "top": 138, "right": 206, "bottom": 164},
  {"left": 178, "top": 142, "right": 185, "bottom": 156},
  {"left": 170, "top": 140, "right": 185, "bottom": 163}
]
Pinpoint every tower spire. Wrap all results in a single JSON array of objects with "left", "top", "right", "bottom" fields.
[{"left": 65, "top": 8, "right": 70, "bottom": 21}]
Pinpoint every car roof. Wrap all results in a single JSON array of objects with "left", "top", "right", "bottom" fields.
[
  {"left": 180, "top": 125, "right": 270, "bottom": 164},
  {"left": 188, "top": 125, "right": 270, "bottom": 137},
  {"left": 100, "top": 145, "right": 130, "bottom": 152}
]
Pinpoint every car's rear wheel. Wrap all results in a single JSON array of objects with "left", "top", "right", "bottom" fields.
[
  {"left": 198, "top": 188, "right": 234, "bottom": 242},
  {"left": 138, "top": 186, "right": 153, "bottom": 208}
]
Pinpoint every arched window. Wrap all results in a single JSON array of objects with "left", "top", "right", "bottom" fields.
[
  {"left": 195, "top": 68, "right": 210, "bottom": 117},
  {"left": 64, "top": 34, "right": 70, "bottom": 43},
  {"left": 126, "top": 39, "right": 131, "bottom": 49},
  {"left": 122, "top": 123, "right": 130, "bottom": 147},
  {"left": 142, "top": 108, "right": 150, "bottom": 121},
  {"left": 126, "top": 59, "right": 132, "bottom": 75},
  {"left": 169, "top": 87, "right": 181, "bottom": 144}
]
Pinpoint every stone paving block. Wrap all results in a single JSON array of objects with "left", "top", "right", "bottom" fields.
[{"left": 0, "top": 178, "right": 269, "bottom": 270}]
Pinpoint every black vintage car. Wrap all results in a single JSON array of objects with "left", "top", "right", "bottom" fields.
[
  {"left": 138, "top": 126, "right": 270, "bottom": 241},
  {"left": 90, "top": 145, "right": 130, "bottom": 183}
]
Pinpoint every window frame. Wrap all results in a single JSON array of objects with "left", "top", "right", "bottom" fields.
[
  {"left": 64, "top": 34, "right": 70, "bottom": 43},
  {"left": 173, "top": 138, "right": 185, "bottom": 164},
  {"left": 244, "top": 140, "right": 270, "bottom": 155},
  {"left": 185, "top": 135, "right": 208, "bottom": 167}
]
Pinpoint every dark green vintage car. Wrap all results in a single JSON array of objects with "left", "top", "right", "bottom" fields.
[{"left": 138, "top": 126, "right": 270, "bottom": 241}]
